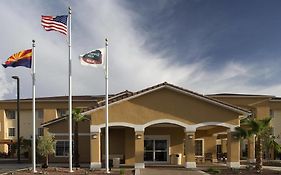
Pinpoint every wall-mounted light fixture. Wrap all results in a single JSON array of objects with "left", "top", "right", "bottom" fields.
[
  {"left": 136, "top": 134, "right": 142, "bottom": 139},
  {"left": 92, "top": 134, "right": 97, "bottom": 139},
  {"left": 188, "top": 134, "right": 193, "bottom": 139}
]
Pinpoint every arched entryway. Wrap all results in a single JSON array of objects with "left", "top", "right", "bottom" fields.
[
  {"left": 144, "top": 123, "right": 185, "bottom": 165},
  {"left": 90, "top": 120, "right": 240, "bottom": 169}
]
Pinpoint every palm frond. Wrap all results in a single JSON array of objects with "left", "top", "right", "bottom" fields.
[
  {"left": 234, "top": 127, "right": 248, "bottom": 139},
  {"left": 72, "top": 108, "right": 86, "bottom": 122}
]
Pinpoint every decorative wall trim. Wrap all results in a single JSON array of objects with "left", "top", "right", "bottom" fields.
[
  {"left": 90, "top": 162, "right": 101, "bottom": 169},
  {"left": 247, "top": 159, "right": 256, "bottom": 163},
  {"left": 134, "top": 163, "right": 145, "bottom": 169},
  {"left": 49, "top": 132, "right": 90, "bottom": 136},
  {"left": 143, "top": 119, "right": 188, "bottom": 128},
  {"left": 227, "top": 161, "right": 240, "bottom": 168},
  {"left": 185, "top": 162, "right": 196, "bottom": 168},
  {"left": 194, "top": 122, "right": 236, "bottom": 131},
  {"left": 90, "top": 120, "right": 238, "bottom": 133}
]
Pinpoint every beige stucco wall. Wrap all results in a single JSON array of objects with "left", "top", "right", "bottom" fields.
[
  {"left": 19, "top": 110, "right": 43, "bottom": 139},
  {"left": 45, "top": 87, "right": 247, "bottom": 164},
  {"left": 47, "top": 119, "right": 90, "bottom": 163},
  {"left": 43, "top": 109, "right": 57, "bottom": 123},
  {"left": 203, "top": 136, "right": 217, "bottom": 160},
  {"left": 48, "top": 135, "right": 90, "bottom": 163},
  {"left": 0, "top": 101, "right": 94, "bottom": 110},
  {"left": 0, "top": 98, "right": 95, "bottom": 153},
  {"left": 209, "top": 96, "right": 270, "bottom": 109},
  {"left": 91, "top": 88, "right": 241, "bottom": 126},
  {"left": 101, "top": 128, "right": 125, "bottom": 158},
  {"left": 255, "top": 105, "right": 270, "bottom": 120},
  {"left": 48, "top": 119, "right": 90, "bottom": 134},
  {"left": 0, "top": 110, "right": 6, "bottom": 152},
  {"left": 124, "top": 128, "right": 135, "bottom": 165}
]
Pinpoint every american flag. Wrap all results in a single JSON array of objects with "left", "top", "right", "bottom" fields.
[{"left": 41, "top": 15, "right": 68, "bottom": 35}]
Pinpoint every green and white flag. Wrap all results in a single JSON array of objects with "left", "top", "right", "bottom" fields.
[{"left": 79, "top": 48, "right": 105, "bottom": 67}]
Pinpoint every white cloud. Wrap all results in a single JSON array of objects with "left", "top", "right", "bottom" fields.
[{"left": 0, "top": 0, "right": 281, "bottom": 100}]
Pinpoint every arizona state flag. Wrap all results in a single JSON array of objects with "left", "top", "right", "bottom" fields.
[{"left": 2, "top": 49, "right": 32, "bottom": 68}]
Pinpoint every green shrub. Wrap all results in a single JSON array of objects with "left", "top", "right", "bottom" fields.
[
  {"left": 206, "top": 167, "right": 221, "bottom": 174},
  {"left": 120, "top": 169, "right": 125, "bottom": 175}
]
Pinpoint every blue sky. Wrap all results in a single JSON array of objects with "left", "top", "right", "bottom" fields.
[{"left": 1, "top": 0, "right": 281, "bottom": 99}]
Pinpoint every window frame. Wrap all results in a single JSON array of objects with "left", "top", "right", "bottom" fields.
[
  {"left": 6, "top": 110, "right": 16, "bottom": 120},
  {"left": 56, "top": 109, "right": 68, "bottom": 118},
  {"left": 38, "top": 128, "right": 44, "bottom": 137},
  {"left": 37, "top": 109, "right": 44, "bottom": 119},
  {"left": 55, "top": 140, "right": 73, "bottom": 157},
  {"left": 8, "top": 127, "right": 16, "bottom": 137}
]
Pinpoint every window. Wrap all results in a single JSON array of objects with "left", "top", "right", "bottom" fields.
[
  {"left": 6, "top": 110, "right": 16, "bottom": 119},
  {"left": 55, "top": 141, "right": 73, "bottom": 157},
  {"left": 195, "top": 139, "right": 203, "bottom": 156},
  {"left": 37, "top": 110, "right": 44, "bottom": 119},
  {"left": 38, "top": 128, "right": 44, "bottom": 136},
  {"left": 57, "top": 109, "right": 68, "bottom": 118},
  {"left": 270, "top": 109, "right": 274, "bottom": 118},
  {"left": 8, "top": 128, "right": 15, "bottom": 137}
]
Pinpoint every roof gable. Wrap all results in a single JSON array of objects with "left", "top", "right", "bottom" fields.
[{"left": 83, "top": 82, "right": 250, "bottom": 116}]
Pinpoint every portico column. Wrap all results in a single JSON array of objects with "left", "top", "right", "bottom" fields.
[
  {"left": 185, "top": 130, "right": 196, "bottom": 168},
  {"left": 135, "top": 130, "right": 145, "bottom": 169},
  {"left": 211, "top": 134, "right": 218, "bottom": 163},
  {"left": 90, "top": 131, "right": 101, "bottom": 169},
  {"left": 227, "top": 130, "right": 240, "bottom": 168},
  {"left": 247, "top": 135, "right": 256, "bottom": 163}
]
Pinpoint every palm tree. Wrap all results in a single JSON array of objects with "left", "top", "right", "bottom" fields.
[
  {"left": 37, "top": 133, "right": 55, "bottom": 168},
  {"left": 73, "top": 108, "right": 86, "bottom": 167},
  {"left": 262, "top": 127, "right": 281, "bottom": 159},
  {"left": 234, "top": 117, "right": 279, "bottom": 173}
]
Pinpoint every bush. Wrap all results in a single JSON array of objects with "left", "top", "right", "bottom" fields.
[
  {"left": 206, "top": 167, "right": 221, "bottom": 174},
  {"left": 120, "top": 169, "right": 125, "bottom": 175}
]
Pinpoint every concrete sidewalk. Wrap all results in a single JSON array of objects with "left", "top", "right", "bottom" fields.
[
  {"left": 0, "top": 164, "right": 30, "bottom": 174},
  {"left": 263, "top": 166, "right": 281, "bottom": 171},
  {"left": 136, "top": 168, "right": 208, "bottom": 175}
]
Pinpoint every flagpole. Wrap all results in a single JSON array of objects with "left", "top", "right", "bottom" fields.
[
  {"left": 32, "top": 40, "right": 37, "bottom": 173},
  {"left": 68, "top": 6, "right": 73, "bottom": 173},
  {"left": 105, "top": 38, "right": 109, "bottom": 173}
]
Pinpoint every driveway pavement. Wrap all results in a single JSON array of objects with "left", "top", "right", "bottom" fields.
[{"left": 0, "top": 159, "right": 30, "bottom": 174}]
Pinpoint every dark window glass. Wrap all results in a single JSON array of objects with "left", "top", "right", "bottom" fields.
[
  {"left": 195, "top": 140, "right": 203, "bottom": 156},
  {"left": 6, "top": 110, "right": 16, "bottom": 119},
  {"left": 8, "top": 128, "right": 15, "bottom": 137}
]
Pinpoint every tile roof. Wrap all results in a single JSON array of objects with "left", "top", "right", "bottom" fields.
[
  {"left": 0, "top": 95, "right": 105, "bottom": 103},
  {"left": 207, "top": 93, "right": 274, "bottom": 98}
]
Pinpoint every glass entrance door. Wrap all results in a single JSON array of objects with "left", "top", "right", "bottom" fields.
[{"left": 144, "top": 139, "right": 168, "bottom": 162}]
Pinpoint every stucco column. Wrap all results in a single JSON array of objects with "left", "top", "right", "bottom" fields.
[
  {"left": 227, "top": 130, "right": 240, "bottom": 168},
  {"left": 185, "top": 131, "right": 196, "bottom": 168},
  {"left": 135, "top": 130, "right": 145, "bottom": 169},
  {"left": 221, "top": 138, "right": 227, "bottom": 154},
  {"left": 247, "top": 135, "right": 256, "bottom": 163},
  {"left": 211, "top": 134, "right": 218, "bottom": 163},
  {"left": 90, "top": 131, "right": 101, "bottom": 169}
]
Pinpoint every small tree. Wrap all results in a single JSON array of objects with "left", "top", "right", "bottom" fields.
[{"left": 37, "top": 133, "right": 55, "bottom": 168}]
